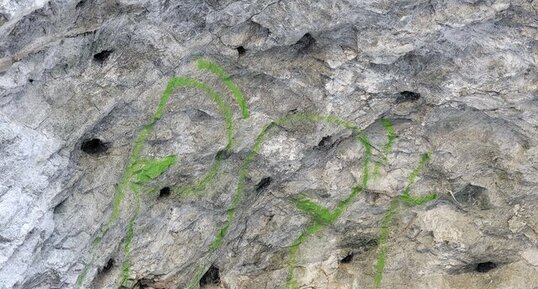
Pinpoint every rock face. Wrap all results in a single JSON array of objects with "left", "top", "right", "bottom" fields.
[{"left": 1, "top": 0, "right": 537, "bottom": 289}]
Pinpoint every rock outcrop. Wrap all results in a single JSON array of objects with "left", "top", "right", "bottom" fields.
[{"left": 1, "top": 0, "right": 537, "bottom": 288}]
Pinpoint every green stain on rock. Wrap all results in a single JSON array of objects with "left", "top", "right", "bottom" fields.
[
  {"left": 131, "top": 155, "right": 177, "bottom": 184},
  {"left": 77, "top": 60, "right": 250, "bottom": 289},
  {"left": 373, "top": 152, "right": 437, "bottom": 289},
  {"left": 197, "top": 59, "right": 250, "bottom": 119}
]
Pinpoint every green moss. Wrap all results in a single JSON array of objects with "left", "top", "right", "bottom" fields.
[
  {"left": 374, "top": 118, "right": 396, "bottom": 177},
  {"left": 196, "top": 59, "right": 250, "bottom": 118},
  {"left": 380, "top": 118, "right": 396, "bottom": 156},
  {"left": 286, "top": 223, "right": 322, "bottom": 289},
  {"left": 287, "top": 187, "right": 364, "bottom": 289},
  {"left": 131, "top": 155, "right": 177, "bottom": 183},
  {"left": 173, "top": 157, "right": 223, "bottom": 197},
  {"left": 296, "top": 197, "right": 336, "bottom": 224},
  {"left": 120, "top": 206, "right": 139, "bottom": 287},
  {"left": 186, "top": 264, "right": 210, "bottom": 289},
  {"left": 75, "top": 59, "right": 438, "bottom": 289},
  {"left": 373, "top": 198, "right": 399, "bottom": 289},
  {"left": 75, "top": 267, "right": 88, "bottom": 288},
  {"left": 373, "top": 152, "right": 437, "bottom": 289},
  {"left": 167, "top": 77, "right": 235, "bottom": 150},
  {"left": 185, "top": 114, "right": 375, "bottom": 287},
  {"left": 273, "top": 114, "right": 374, "bottom": 289},
  {"left": 77, "top": 67, "right": 246, "bottom": 287},
  {"left": 295, "top": 186, "right": 363, "bottom": 225},
  {"left": 400, "top": 192, "right": 437, "bottom": 206},
  {"left": 402, "top": 152, "right": 430, "bottom": 195}
]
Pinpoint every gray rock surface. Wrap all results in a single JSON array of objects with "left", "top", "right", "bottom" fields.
[{"left": 1, "top": 0, "right": 537, "bottom": 288}]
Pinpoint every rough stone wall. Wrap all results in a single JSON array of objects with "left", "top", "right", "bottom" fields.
[{"left": 0, "top": 0, "right": 537, "bottom": 289}]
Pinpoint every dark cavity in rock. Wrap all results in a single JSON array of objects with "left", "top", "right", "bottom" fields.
[
  {"left": 199, "top": 265, "right": 220, "bottom": 287},
  {"left": 396, "top": 91, "right": 421, "bottom": 103},
  {"left": 159, "top": 187, "right": 171, "bottom": 198},
  {"left": 454, "top": 184, "right": 490, "bottom": 210},
  {"left": 236, "top": 46, "right": 246, "bottom": 56},
  {"left": 100, "top": 258, "right": 114, "bottom": 273},
  {"left": 93, "top": 50, "right": 114, "bottom": 63},
  {"left": 317, "top": 135, "right": 333, "bottom": 150},
  {"left": 294, "top": 33, "right": 316, "bottom": 53},
  {"left": 81, "top": 138, "right": 108, "bottom": 154},
  {"left": 256, "top": 177, "right": 272, "bottom": 192},
  {"left": 340, "top": 252, "right": 354, "bottom": 264},
  {"left": 475, "top": 261, "right": 497, "bottom": 273},
  {"left": 215, "top": 149, "right": 231, "bottom": 161}
]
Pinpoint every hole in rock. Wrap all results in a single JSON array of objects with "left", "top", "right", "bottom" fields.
[
  {"left": 185, "top": 108, "right": 212, "bottom": 122},
  {"left": 340, "top": 252, "right": 354, "bottom": 264},
  {"left": 317, "top": 135, "right": 333, "bottom": 150},
  {"left": 133, "top": 278, "right": 155, "bottom": 289},
  {"left": 28, "top": 79, "right": 34, "bottom": 83},
  {"left": 93, "top": 50, "right": 114, "bottom": 63},
  {"left": 215, "top": 149, "right": 231, "bottom": 161},
  {"left": 294, "top": 33, "right": 316, "bottom": 53},
  {"left": 236, "top": 46, "right": 246, "bottom": 56},
  {"left": 81, "top": 138, "right": 108, "bottom": 154},
  {"left": 76, "top": 0, "right": 86, "bottom": 8},
  {"left": 100, "top": 258, "right": 114, "bottom": 273},
  {"left": 199, "top": 265, "right": 220, "bottom": 287},
  {"left": 396, "top": 91, "right": 421, "bottom": 103},
  {"left": 454, "top": 184, "right": 490, "bottom": 210},
  {"left": 53, "top": 199, "right": 66, "bottom": 214},
  {"left": 159, "top": 187, "right": 171, "bottom": 198},
  {"left": 475, "top": 261, "right": 497, "bottom": 273},
  {"left": 256, "top": 177, "right": 272, "bottom": 192}
]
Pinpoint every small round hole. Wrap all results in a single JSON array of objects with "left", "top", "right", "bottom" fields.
[
  {"left": 159, "top": 187, "right": 171, "bottom": 198},
  {"left": 236, "top": 46, "right": 246, "bottom": 56}
]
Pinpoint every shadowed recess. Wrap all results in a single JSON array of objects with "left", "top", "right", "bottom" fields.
[
  {"left": 317, "top": 135, "right": 333, "bottom": 150},
  {"left": 81, "top": 138, "right": 108, "bottom": 154},
  {"left": 475, "top": 261, "right": 497, "bottom": 273},
  {"left": 159, "top": 187, "right": 171, "bottom": 198},
  {"left": 294, "top": 33, "right": 316, "bottom": 53},
  {"left": 93, "top": 50, "right": 113, "bottom": 63},
  {"left": 99, "top": 258, "right": 114, "bottom": 274},
  {"left": 236, "top": 46, "right": 247, "bottom": 56},
  {"left": 199, "top": 265, "right": 220, "bottom": 287},
  {"left": 396, "top": 91, "right": 421, "bottom": 103},
  {"left": 340, "top": 252, "right": 354, "bottom": 264},
  {"left": 256, "top": 177, "right": 272, "bottom": 192}
]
